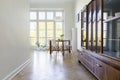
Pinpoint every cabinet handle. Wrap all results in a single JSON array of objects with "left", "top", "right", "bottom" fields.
[{"left": 96, "top": 64, "right": 102, "bottom": 67}]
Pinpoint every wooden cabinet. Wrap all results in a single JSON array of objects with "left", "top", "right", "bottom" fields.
[
  {"left": 79, "top": 0, "right": 120, "bottom": 79},
  {"left": 78, "top": 50, "right": 120, "bottom": 80},
  {"left": 78, "top": 51, "right": 94, "bottom": 73},
  {"left": 78, "top": 51, "right": 106, "bottom": 80}
]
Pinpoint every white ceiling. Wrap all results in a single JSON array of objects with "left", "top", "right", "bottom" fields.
[{"left": 30, "top": 0, "right": 74, "bottom": 3}]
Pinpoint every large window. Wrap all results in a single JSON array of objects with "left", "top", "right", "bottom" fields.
[{"left": 30, "top": 10, "right": 64, "bottom": 47}]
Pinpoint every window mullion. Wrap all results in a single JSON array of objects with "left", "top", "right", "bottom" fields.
[
  {"left": 54, "top": 11, "right": 56, "bottom": 40},
  {"left": 45, "top": 11, "right": 47, "bottom": 46},
  {"left": 37, "top": 11, "right": 39, "bottom": 43}
]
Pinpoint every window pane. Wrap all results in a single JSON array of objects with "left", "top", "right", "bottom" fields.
[
  {"left": 30, "top": 12, "right": 37, "bottom": 20},
  {"left": 30, "top": 38, "right": 37, "bottom": 46},
  {"left": 30, "top": 31, "right": 36, "bottom": 37},
  {"left": 30, "top": 22, "right": 37, "bottom": 37},
  {"left": 39, "top": 22, "right": 46, "bottom": 37},
  {"left": 47, "top": 12, "right": 54, "bottom": 20},
  {"left": 39, "top": 12, "right": 45, "bottom": 20},
  {"left": 56, "top": 22, "right": 63, "bottom": 38},
  {"left": 55, "top": 12, "right": 63, "bottom": 21},
  {"left": 39, "top": 37, "right": 46, "bottom": 46},
  {"left": 47, "top": 22, "right": 54, "bottom": 37},
  {"left": 56, "top": 12, "right": 62, "bottom": 18}
]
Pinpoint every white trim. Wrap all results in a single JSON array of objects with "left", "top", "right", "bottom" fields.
[
  {"left": 2, "top": 58, "right": 32, "bottom": 80},
  {"left": 30, "top": 8, "right": 64, "bottom": 11}
]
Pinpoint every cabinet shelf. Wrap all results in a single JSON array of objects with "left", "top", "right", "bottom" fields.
[{"left": 104, "top": 16, "right": 120, "bottom": 23}]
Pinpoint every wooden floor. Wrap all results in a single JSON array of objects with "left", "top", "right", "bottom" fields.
[{"left": 12, "top": 51, "right": 97, "bottom": 80}]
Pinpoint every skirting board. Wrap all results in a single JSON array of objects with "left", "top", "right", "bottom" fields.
[{"left": 2, "top": 58, "right": 32, "bottom": 80}]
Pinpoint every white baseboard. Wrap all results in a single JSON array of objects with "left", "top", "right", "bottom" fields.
[{"left": 2, "top": 58, "right": 32, "bottom": 80}]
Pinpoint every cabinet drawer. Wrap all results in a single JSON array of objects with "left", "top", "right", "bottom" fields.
[
  {"left": 80, "top": 53, "right": 94, "bottom": 72},
  {"left": 94, "top": 59, "right": 106, "bottom": 80}
]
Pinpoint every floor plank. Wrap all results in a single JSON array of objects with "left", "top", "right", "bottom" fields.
[{"left": 12, "top": 51, "right": 97, "bottom": 80}]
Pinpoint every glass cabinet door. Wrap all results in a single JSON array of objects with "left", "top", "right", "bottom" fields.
[
  {"left": 88, "top": 4, "right": 92, "bottom": 50},
  {"left": 96, "top": 0, "right": 102, "bottom": 53},
  {"left": 92, "top": 0, "right": 97, "bottom": 52},
  {"left": 103, "top": 0, "right": 120, "bottom": 58},
  {"left": 81, "top": 7, "right": 87, "bottom": 49},
  {"left": 80, "top": 0, "right": 120, "bottom": 59}
]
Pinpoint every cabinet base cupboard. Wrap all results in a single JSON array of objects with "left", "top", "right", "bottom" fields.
[{"left": 78, "top": 50, "right": 120, "bottom": 80}]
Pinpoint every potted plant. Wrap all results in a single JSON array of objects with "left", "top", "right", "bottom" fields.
[
  {"left": 60, "top": 34, "right": 64, "bottom": 40},
  {"left": 36, "top": 41, "right": 40, "bottom": 50}
]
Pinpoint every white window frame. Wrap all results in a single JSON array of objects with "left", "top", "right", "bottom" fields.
[{"left": 30, "top": 9, "right": 64, "bottom": 47}]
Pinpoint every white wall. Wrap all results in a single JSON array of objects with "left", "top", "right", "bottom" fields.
[
  {"left": 30, "top": 1, "right": 75, "bottom": 40},
  {"left": 0, "top": 0, "right": 32, "bottom": 79},
  {"left": 72, "top": 28, "right": 77, "bottom": 52},
  {"left": 75, "top": 0, "right": 91, "bottom": 50}
]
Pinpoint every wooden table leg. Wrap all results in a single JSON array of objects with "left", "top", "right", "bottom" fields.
[
  {"left": 69, "top": 40, "right": 71, "bottom": 53},
  {"left": 49, "top": 40, "right": 52, "bottom": 55},
  {"left": 62, "top": 40, "right": 64, "bottom": 56}
]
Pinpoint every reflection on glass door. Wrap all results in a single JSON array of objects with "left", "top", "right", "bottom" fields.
[
  {"left": 92, "top": 0, "right": 96, "bottom": 51},
  {"left": 81, "top": 10, "right": 87, "bottom": 48},
  {"left": 97, "top": 21, "right": 102, "bottom": 52},
  {"left": 96, "top": 0, "right": 102, "bottom": 53},
  {"left": 93, "top": 23, "right": 96, "bottom": 47},
  {"left": 88, "top": 4, "right": 92, "bottom": 50},
  {"left": 88, "top": 23, "right": 91, "bottom": 48}
]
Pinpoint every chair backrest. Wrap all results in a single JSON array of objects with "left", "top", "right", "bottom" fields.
[{"left": 51, "top": 39, "right": 58, "bottom": 47}]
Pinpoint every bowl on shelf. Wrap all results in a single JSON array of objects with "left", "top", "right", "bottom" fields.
[{"left": 115, "top": 12, "right": 120, "bottom": 17}]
